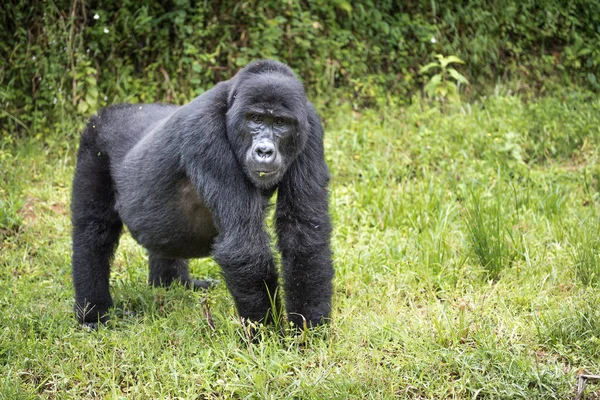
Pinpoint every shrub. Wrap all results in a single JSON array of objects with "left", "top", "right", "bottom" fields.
[{"left": 1, "top": 0, "right": 598, "bottom": 138}]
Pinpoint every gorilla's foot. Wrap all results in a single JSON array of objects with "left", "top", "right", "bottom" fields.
[
  {"left": 81, "top": 321, "right": 100, "bottom": 331},
  {"left": 74, "top": 298, "right": 112, "bottom": 326},
  {"left": 187, "top": 278, "right": 219, "bottom": 290}
]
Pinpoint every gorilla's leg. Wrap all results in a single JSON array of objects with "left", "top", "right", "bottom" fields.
[
  {"left": 72, "top": 130, "right": 122, "bottom": 324},
  {"left": 212, "top": 231, "right": 281, "bottom": 324},
  {"left": 148, "top": 254, "right": 216, "bottom": 290}
]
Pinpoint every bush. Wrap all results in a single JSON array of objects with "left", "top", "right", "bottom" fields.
[{"left": 1, "top": 0, "right": 598, "bottom": 138}]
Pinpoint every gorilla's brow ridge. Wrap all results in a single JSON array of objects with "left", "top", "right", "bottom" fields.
[{"left": 244, "top": 105, "right": 297, "bottom": 120}]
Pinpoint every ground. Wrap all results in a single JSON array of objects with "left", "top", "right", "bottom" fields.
[{"left": 1, "top": 92, "right": 600, "bottom": 398}]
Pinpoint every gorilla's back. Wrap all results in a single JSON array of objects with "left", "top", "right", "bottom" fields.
[{"left": 94, "top": 103, "right": 179, "bottom": 169}]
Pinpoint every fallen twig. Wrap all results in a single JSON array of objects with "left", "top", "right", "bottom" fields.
[{"left": 575, "top": 373, "right": 600, "bottom": 400}]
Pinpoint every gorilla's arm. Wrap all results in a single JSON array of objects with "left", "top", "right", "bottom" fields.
[
  {"left": 275, "top": 105, "right": 334, "bottom": 328},
  {"left": 179, "top": 83, "right": 280, "bottom": 323}
]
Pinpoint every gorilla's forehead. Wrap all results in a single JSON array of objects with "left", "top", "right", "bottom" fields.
[{"left": 237, "top": 73, "right": 306, "bottom": 115}]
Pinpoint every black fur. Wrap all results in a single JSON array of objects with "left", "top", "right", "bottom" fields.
[{"left": 71, "top": 60, "right": 334, "bottom": 328}]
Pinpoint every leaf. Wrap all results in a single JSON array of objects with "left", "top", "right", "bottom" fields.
[
  {"left": 336, "top": 0, "right": 352, "bottom": 14},
  {"left": 77, "top": 100, "right": 89, "bottom": 114},
  {"left": 448, "top": 68, "right": 469, "bottom": 84},
  {"left": 439, "top": 55, "right": 465, "bottom": 68},
  {"left": 86, "top": 87, "right": 99, "bottom": 101},
  {"left": 85, "top": 94, "right": 97, "bottom": 109},
  {"left": 424, "top": 74, "right": 442, "bottom": 96},
  {"left": 428, "top": 74, "right": 442, "bottom": 86},
  {"left": 446, "top": 81, "right": 458, "bottom": 94},
  {"left": 419, "top": 62, "right": 440, "bottom": 74}
]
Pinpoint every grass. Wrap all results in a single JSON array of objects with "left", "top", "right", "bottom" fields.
[{"left": 1, "top": 91, "right": 600, "bottom": 398}]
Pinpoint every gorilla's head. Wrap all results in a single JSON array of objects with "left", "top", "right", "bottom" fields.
[{"left": 226, "top": 60, "right": 309, "bottom": 189}]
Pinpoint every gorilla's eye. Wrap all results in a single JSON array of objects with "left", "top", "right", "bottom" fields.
[
  {"left": 250, "top": 114, "right": 263, "bottom": 123},
  {"left": 274, "top": 117, "right": 286, "bottom": 126}
]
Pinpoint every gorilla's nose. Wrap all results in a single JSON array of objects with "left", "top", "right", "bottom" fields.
[{"left": 253, "top": 141, "right": 276, "bottom": 163}]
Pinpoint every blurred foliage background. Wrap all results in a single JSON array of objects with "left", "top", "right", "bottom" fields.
[{"left": 1, "top": 0, "right": 599, "bottom": 138}]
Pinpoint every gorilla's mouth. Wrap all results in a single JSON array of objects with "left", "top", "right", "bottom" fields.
[{"left": 257, "top": 170, "right": 277, "bottom": 177}]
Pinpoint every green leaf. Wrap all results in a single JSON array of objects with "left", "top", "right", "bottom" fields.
[
  {"left": 439, "top": 55, "right": 465, "bottom": 68},
  {"left": 85, "top": 78, "right": 97, "bottom": 88},
  {"left": 446, "top": 81, "right": 458, "bottom": 94},
  {"left": 424, "top": 74, "right": 442, "bottom": 96},
  {"left": 77, "top": 100, "right": 89, "bottom": 114},
  {"left": 429, "top": 74, "right": 442, "bottom": 86},
  {"left": 85, "top": 94, "right": 97, "bottom": 108},
  {"left": 448, "top": 68, "right": 469, "bottom": 84},
  {"left": 86, "top": 88, "right": 99, "bottom": 108},
  {"left": 419, "top": 62, "right": 440, "bottom": 74},
  {"left": 336, "top": 1, "right": 353, "bottom": 14}
]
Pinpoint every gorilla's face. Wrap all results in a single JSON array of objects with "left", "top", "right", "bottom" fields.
[
  {"left": 243, "top": 110, "right": 296, "bottom": 188},
  {"left": 227, "top": 73, "right": 309, "bottom": 189}
]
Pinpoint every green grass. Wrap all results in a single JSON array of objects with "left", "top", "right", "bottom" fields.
[{"left": 2, "top": 91, "right": 600, "bottom": 398}]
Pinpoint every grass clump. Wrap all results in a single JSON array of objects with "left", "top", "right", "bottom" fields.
[
  {"left": 572, "top": 216, "right": 600, "bottom": 287},
  {"left": 464, "top": 179, "right": 517, "bottom": 282}
]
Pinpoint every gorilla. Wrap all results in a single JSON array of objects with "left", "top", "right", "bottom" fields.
[{"left": 71, "top": 60, "right": 333, "bottom": 329}]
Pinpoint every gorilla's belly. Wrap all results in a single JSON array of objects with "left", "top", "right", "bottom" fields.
[{"left": 118, "top": 179, "right": 219, "bottom": 259}]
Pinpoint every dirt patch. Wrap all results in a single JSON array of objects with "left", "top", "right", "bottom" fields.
[
  {"left": 18, "top": 197, "right": 39, "bottom": 223},
  {"left": 50, "top": 202, "right": 67, "bottom": 216},
  {"left": 18, "top": 198, "right": 68, "bottom": 222}
]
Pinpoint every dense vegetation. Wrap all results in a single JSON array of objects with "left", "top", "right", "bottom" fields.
[
  {"left": 1, "top": 0, "right": 599, "bottom": 136},
  {"left": 2, "top": 1, "right": 600, "bottom": 398}
]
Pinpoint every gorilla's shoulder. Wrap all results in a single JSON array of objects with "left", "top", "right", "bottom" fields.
[{"left": 97, "top": 103, "right": 177, "bottom": 119}]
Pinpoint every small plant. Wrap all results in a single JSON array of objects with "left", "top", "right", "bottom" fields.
[
  {"left": 464, "top": 182, "right": 514, "bottom": 282},
  {"left": 572, "top": 217, "right": 600, "bottom": 287},
  {"left": 419, "top": 54, "right": 469, "bottom": 104}
]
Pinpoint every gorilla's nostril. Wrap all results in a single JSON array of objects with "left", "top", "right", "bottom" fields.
[{"left": 255, "top": 143, "right": 275, "bottom": 158}]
